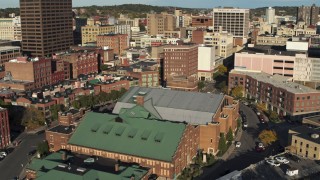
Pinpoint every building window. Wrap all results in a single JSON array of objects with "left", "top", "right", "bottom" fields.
[
  {"left": 294, "top": 140, "right": 297, "bottom": 143},
  {"left": 306, "top": 144, "right": 309, "bottom": 148},
  {"left": 315, "top": 147, "right": 317, "bottom": 151},
  {"left": 300, "top": 148, "right": 302, "bottom": 152},
  {"left": 210, "top": 138, "right": 213, "bottom": 143},
  {"left": 314, "top": 154, "right": 316, "bottom": 158},
  {"left": 300, "top": 142, "right": 303, "bottom": 146}
]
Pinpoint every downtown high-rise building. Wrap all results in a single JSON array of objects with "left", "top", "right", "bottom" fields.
[
  {"left": 266, "top": 7, "right": 275, "bottom": 24},
  {"left": 213, "top": 8, "right": 250, "bottom": 38},
  {"left": 20, "top": 0, "right": 73, "bottom": 57},
  {"left": 297, "top": 4, "right": 319, "bottom": 26},
  {"left": 147, "top": 13, "right": 176, "bottom": 36}
]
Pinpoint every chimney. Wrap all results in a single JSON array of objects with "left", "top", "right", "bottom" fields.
[
  {"left": 61, "top": 151, "right": 67, "bottom": 161},
  {"left": 136, "top": 96, "right": 144, "bottom": 106},
  {"left": 115, "top": 160, "right": 120, "bottom": 172}
]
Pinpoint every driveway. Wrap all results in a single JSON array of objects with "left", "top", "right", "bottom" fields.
[{"left": 0, "top": 132, "right": 45, "bottom": 179}]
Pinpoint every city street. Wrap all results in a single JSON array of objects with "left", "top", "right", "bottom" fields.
[
  {"left": 0, "top": 132, "right": 45, "bottom": 180},
  {"left": 198, "top": 103, "right": 276, "bottom": 179}
]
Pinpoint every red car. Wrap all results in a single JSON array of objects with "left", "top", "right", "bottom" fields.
[
  {"left": 255, "top": 143, "right": 265, "bottom": 152},
  {"left": 259, "top": 115, "right": 265, "bottom": 123}
]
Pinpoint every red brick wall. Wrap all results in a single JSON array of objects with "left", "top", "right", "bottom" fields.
[
  {"left": 46, "top": 130, "right": 72, "bottom": 152},
  {"left": 0, "top": 108, "right": 10, "bottom": 149}
]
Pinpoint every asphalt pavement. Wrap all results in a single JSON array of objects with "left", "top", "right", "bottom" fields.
[
  {"left": 0, "top": 132, "right": 45, "bottom": 180},
  {"left": 197, "top": 103, "right": 273, "bottom": 179}
]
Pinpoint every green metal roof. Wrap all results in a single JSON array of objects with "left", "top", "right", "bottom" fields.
[
  {"left": 27, "top": 152, "right": 149, "bottom": 180},
  {"left": 68, "top": 106, "right": 186, "bottom": 162}
]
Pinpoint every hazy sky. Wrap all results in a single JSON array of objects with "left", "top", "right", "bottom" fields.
[{"left": 3, "top": 0, "right": 320, "bottom": 8}]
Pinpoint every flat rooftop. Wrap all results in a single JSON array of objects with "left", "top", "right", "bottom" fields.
[
  {"left": 239, "top": 45, "right": 301, "bottom": 56},
  {"left": 231, "top": 70, "right": 319, "bottom": 94},
  {"left": 241, "top": 153, "right": 320, "bottom": 179},
  {"left": 290, "top": 126, "right": 320, "bottom": 144},
  {"left": 48, "top": 125, "right": 74, "bottom": 134}
]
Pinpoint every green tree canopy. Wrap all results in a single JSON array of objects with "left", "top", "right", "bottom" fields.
[
  {"left": 37, "top": 140, "right": 49, "bottom": 156},
  {"left": 198, "top": 81, "right": 205, "bottom": 91},
  {"left": 226, "top": 127, "right": 234, "bottom": 142},
  {"left": 218, "top": 133, "right": 227, "bottom": 156},
  {"left": 231, "top": 86, "right": 243, "bottom": 99},
  {"left": 217, "top": 65, "right": 227, "bottom": 74}
]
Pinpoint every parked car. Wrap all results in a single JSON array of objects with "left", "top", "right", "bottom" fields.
[
  {"left": 243, "top": 101, "right": 249, "bottom": 106},
  {"left": 286, "top": 154, "right": 301, "bottom": 162},
  {"left": 266, "top": 159, "right": 281, "bottom": 167},
  {"left": 259, "top": 114, "right": 265, "bottom": 123},
  {"left": 256, "top": 143, "right": 265, "bottom": 152},
  {"left": 243, "top": 122, "right": 248, "bottom": 128},
  {"left": 0, "top": 151, "right": 7, "bottom": 157},
  {"left": 235, "top": 141, "right": 241, "bottom": 148},
  {"left": 28, "top": 149, "right": 37, "bottom": 156},
  {"left": 275, "top": 156, "right": 289, "bottom": 164}
]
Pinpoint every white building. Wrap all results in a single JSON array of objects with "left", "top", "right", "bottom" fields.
[
  {"left": 203, "top": 31, "right": 234, "bottom": 58},
  {"left": 266, "top": 7, "right": 275, "bottom": 24},
  {"left": 115, "top": 24, "right": 131, "bottom": 38},
  {"left": 198, "top": 46, "right": 222, "bottom": 81},
  {"left": 213, "top": 8, "right": 250, "bottom": 38},
  {"left": 0, "top": 16, "right": 21, "bottom": 40}
]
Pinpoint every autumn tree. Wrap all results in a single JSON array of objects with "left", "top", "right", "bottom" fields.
[
  {"left": 217, "top": 65, "right": 227, "bottom": 74},
  {"left": 231, "top": 86, "right": 243, "bottom": 99},
  {"left": 257, "top": 102, "right": 267, "bottom": 112},
  {"left": 259, "top": 130, "right": 278, "bottom": 146},
  {"left": 21, "top": 106, "right": 45, "bottom": 130},
  {"left": 269, "top": 111, "right": 279, "bottom": 121}
]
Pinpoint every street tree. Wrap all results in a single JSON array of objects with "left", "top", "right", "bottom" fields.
[
  {"left": 218, "top": 133, "right": 227, "bottom": 156},
  {"left": 37, "top": 140, "right": 49, "bottom": 156},
  {"left": 231, "top": 86, "right": 243, "bottom": 99},
  {"left": 226, "top": 127, "right": 234, "bottom": 142},
  {"left": 198, "top": 81, "right": 205, "bottom": 91},
  {"left": 259, "top": 130, "right": 278, "bottom": 146},
  {"left": 217, "top": 65, "right": 227, "bottom": 74}
]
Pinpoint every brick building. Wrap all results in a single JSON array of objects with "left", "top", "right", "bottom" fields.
[
  {"left": 0, "top": 107, "right": 10, "bottom": 149},
  {"left": 54, "top": 50, "right": 99, "bottom": 79},
  {"left": 113, "top": 87, "right": 240, "bottom": 154},
  {"left": 191, "top": 29, "right": 205, "bottom": 44},
  {"left": 191, "top": 16, "right": 213, "bottom": 27},
  {"left": 4, "top": 57, "right": 64, "bottom": 89},
  {"left": 0, "top": 46, "right": 21, "bottom": 67},
  {"left": 46, "top": 125, "right": 74, "bottom": 152},
  {"left": 229, "top": 70, "right": 320, "bottom": 120},
  {"left": 117, "top": 61, "right": 159, "bottom": 88},
  {"left": 67, "top": 106, "right": 197, "bottom": 179},
  {"left": 97, "top": 34, "right": 129, "bottom": 55},
  {"left": 163, "top": 44, "right": 198, "bottom": 90}
]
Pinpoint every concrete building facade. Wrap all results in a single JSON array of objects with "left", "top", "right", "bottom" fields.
[
  {"left": 81, "top": 25, "right": 115, "bottom": 45},
  {"left": 147, "top": 13, "right": 176, "bottom": 36},
  {"left": 0, "top": 16, "right": 21, "bottom": 41},
  {"left": 213, "top": 8, "right": 250, "bottom": 38},
  {"left": 20, "top": 0, "right": 73, "bottom": 57}
]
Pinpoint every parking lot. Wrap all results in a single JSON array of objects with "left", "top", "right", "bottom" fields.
[{"left": 242, "top": 153, "right": 320, "bottom": 179}]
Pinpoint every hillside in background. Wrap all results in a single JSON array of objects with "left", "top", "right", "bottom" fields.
[
  {"left": 0, "top": 5, "right": 298, "bottom": 19},
  {"left": 250, "top": 6, "right": 298, "bottom": 18}
]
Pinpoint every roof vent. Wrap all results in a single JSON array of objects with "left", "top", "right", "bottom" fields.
[
  {"left": 58, "top": 164, "right": 68, "bottom": 168},
  {"left": 138, "top": 91, "right": 147, "bottom": 95},
  {"left": 311, "top": 134, "right": 319, "bottom": 139},
  {"left": 76, "top": 167, "right": 86, "bottom": 173}
]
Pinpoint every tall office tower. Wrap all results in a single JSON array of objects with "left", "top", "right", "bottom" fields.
[
  {"left": 213, "top": 8, "right": 250, "bottom": 38},
  {"left": 147, "top": 13, "right": 176, "bottom": 36},
  {"left": 297, "top": 4, "right": 319, "bottom": 26},
  {"left": 20, "top": 0, "right": 73, "bottom": 57},
  {"left": 266, "top": 7, "right": 275, "bottom": 24}
]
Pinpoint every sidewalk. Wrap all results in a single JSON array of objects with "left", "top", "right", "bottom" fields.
[{"left": 219, "top": 128, "right": 243, "bottom": 161}]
